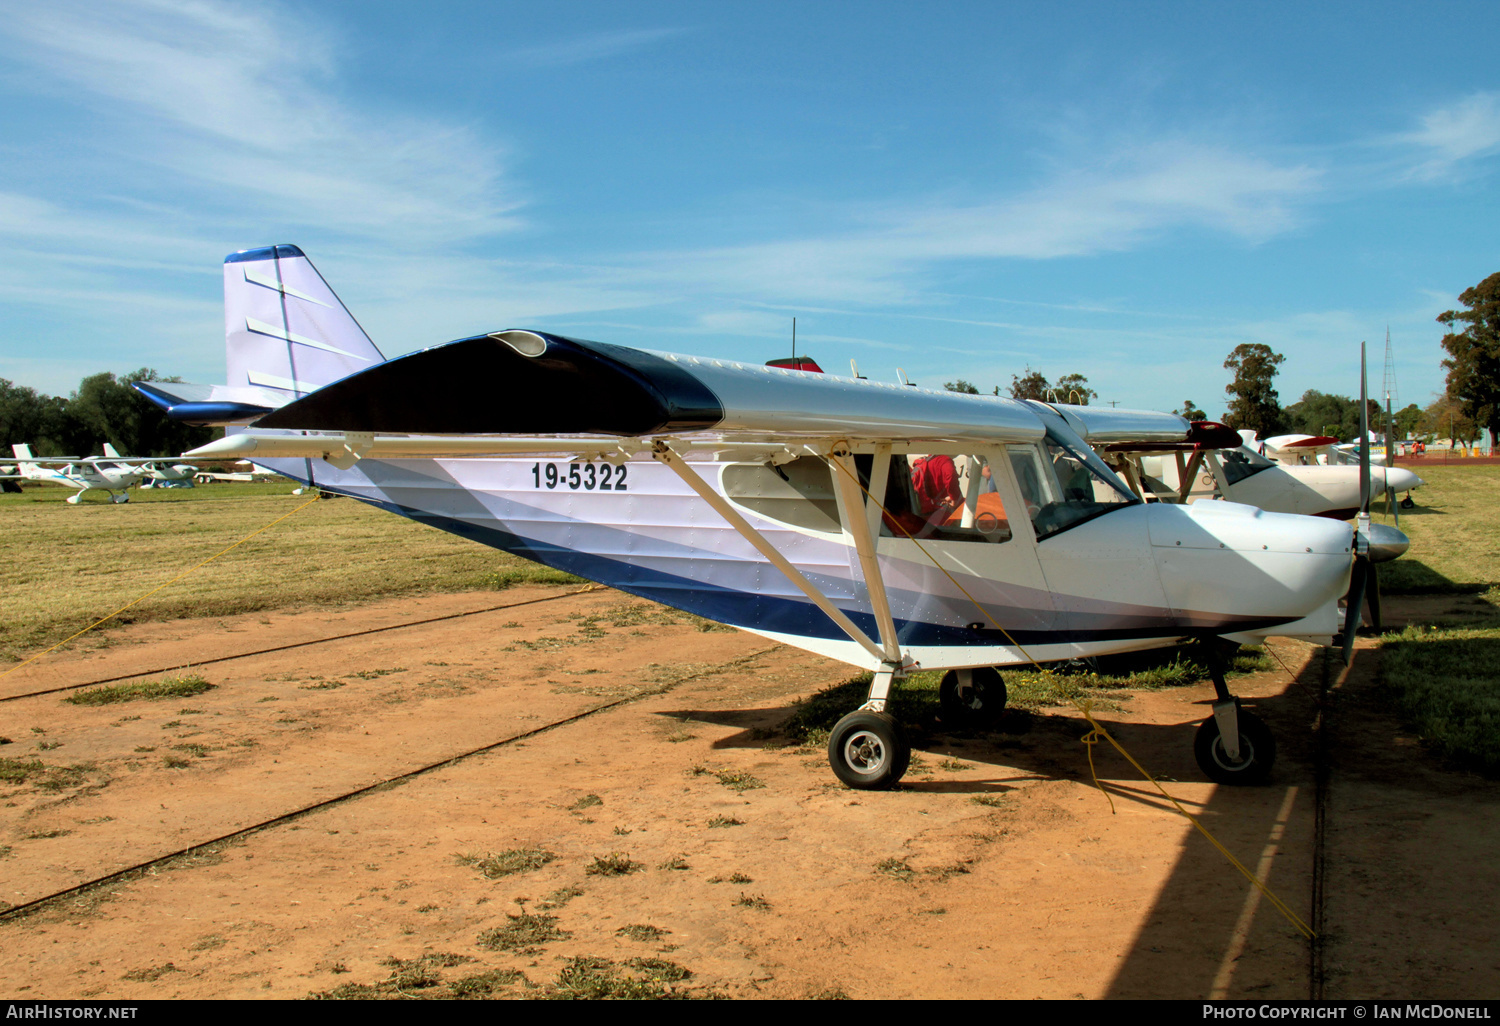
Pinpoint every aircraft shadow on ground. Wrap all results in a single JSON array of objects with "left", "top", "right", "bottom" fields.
[
  {"left": 1380, "top": 558, "right": 1493, "bottom": 598},
  {"left": 660, "top": 644, "right": 1336, "bottom": 998}
]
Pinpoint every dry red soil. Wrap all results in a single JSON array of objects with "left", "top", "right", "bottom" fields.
[{"left": 1, "top": 586, "right": 1496, "bottom": 1000}]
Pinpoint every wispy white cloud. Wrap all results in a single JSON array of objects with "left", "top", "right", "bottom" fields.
[
  {"left": 1393, "top": 92, "right": 1500, "bottom": 181},
  {"left": 0, "top": 0, "right": 521, "bottom": 247},
  {"left": 617, "top": 140, "right": 1322, "bottom": 305},
  {"left": 504, "top": 27, "right": 689, "bottom": 68}
]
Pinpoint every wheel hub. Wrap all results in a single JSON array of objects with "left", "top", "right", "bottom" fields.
[{"left": 843, "top": 730, "right": 887, "bottom": 773}]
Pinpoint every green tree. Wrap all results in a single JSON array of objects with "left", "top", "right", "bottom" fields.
[
  {"left": 1223, "top": 343, "right": 1286, "bottom": 437},
  {"left": 1009, "top": 367, "right": 1049, "bottom": 401},
  {"left": 943, "top": 379, "right": 980, "bottom": 395},
  {"left": 1174, "top": 399, "right": 1207, "bottom": 420},
  {"left": 1052, "top": 373, "right": 1097, "bottom": 406},
  {"left": 1421, "top": 394, "right": 1480, "bottom": 447},
  {"left": 1394, "top": 403, "right": 1423, "bottom": 441},
  {"left": 1437, "top": 272, "right": 1500, "bottom": 449}
]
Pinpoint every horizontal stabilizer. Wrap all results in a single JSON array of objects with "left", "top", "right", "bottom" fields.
[{"left": 133, "top": 381, "right": 283, "bottom": 425}]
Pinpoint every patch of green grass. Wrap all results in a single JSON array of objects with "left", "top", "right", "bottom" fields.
[
  {"left": 454, "top": 848, "right": 557, "bottom": 880},
  {"left": 658, "top": 855, "right": 690, "bottom": 871},
  {"left": 706, "top": 815, "right": 743, "bottom": 829},
  {"left": 875, "top": 857, "right": 915, "bottom": 881},
  {"left": 569, "top": 793, "right": 603, "bottom": 811},
  {"left": 586, "top": 853, "right": 640, "bottom": 876},
  {"left": 121, "top": 963, "right": 181, "bottom": 983},
  {"left": 549, "top": 955, "right": 692, "bottom": 1000},
  {"left": 968, "top": 794, "right": 1006, "bottom": 807},
  {"left": 450, "top": 968, "right": 529, "bottom": 998},
  {"left": 713, "top": 769, "right": 764, "bottom": 792},
  {"left": 484, "top": 566, "right": 586, "bottom": 590},
  {"left": 1382, "top": 625, "right": 1500, "bottom": 775},
  {"left": 616, "top": 923, "right": 670, "bottom": 942},
  {"left": 1, "top": 757, "right": 92, "bottom": 791},
  {"left": 64, "top": 675, "right": 214, "bottom": 706},
  {"left": 734, "top": 893, "right": 771, "bottom": 911},
  {"left": 477, "top": 913, "right": 571, "bottom": 954}
]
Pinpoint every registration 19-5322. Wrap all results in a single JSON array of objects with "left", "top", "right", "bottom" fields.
[{"left": 531, "top": 461, "right": 629, "bottom": 491}]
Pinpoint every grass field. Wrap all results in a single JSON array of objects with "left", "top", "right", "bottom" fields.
[
  {"left": 1371, "top": 465, "right": 1500, "bottom": 775},
  {"left": 0, "top": 481, "right": 578, "bottom": 661}
]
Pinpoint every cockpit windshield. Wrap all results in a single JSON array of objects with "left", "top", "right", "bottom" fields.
[
  {"left": 1219, "top": 446, "right": 1276, "bottom": 486},
  {"left": 1006, "top": 429, "right": 1140, "bottom": 540}
]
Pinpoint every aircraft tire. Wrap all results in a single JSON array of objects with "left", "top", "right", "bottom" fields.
[
  {"left": 939, "top": 668, "right": 1007, "bottom": 729},
  {"left": 828, "top": 711, "right": 909, "bottom": 790},
  {"left": 1193, "top": 708, "right": 1275, "bottom": 785}
]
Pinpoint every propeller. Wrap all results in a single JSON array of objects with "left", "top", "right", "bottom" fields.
[{"left": 1342, "top": 342, "right": 1401, "bottom": 664}]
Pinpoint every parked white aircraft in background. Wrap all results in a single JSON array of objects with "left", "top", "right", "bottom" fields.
[
  {"left": 9, "top": 444, "right": 145, "bottom": 503},
  {"left": 1110, "top": 432, "right": 1423, "bottom": 522},
  {"left": 138, "top": 244, "right": 1411, "bottom": 790},
  {"left": 100, "top": 444, "right": 197, "bottom": 488}
]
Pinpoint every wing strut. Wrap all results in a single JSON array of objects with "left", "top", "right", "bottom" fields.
[
  {"left": 828, "top": 448, "right": 901, "bottom": 663},
  {"left": 650, "top": 441, "right": 889, "bottom": 666}
]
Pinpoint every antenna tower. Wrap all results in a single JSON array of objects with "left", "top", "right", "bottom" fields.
[{"left": 1381, "top": 327, "right": 1398, "bottom": 410}]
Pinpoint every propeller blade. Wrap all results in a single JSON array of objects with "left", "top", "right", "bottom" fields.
[
  {"left": 1342, "top": 557, "right": 1369, "bottom": 665},
  {"left": 1359, "top": 343, "right": 1370, "bottom": 514},
  {"left": 1388, "top": 485, "right": 1399, "bottom": 527},
  {"left": 1366, "top": 561, "right": 1382, "bottom": 633}
]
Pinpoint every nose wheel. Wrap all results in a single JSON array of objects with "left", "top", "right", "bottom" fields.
[
  {"left": 1194, "top": 707, "right": 1275, "bottom": 785},
  {"left": 828, "top": 711, "right": 910, "bottom": 790}
]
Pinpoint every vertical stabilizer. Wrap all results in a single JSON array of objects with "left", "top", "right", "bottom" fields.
[
  {"left": 224, "top": 245, "right": 385, "bottom": 400},
  {"left": 103, "top": 443, "right": 122, "bottom": 459},
  {"left": 13, "top": 444, "right": 33, "bottom": 459}
]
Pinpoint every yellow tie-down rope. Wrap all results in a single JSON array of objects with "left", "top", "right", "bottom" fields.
[
  {"left": 826, "top": 453, "right": 1315, "bottom": 940},
  {"left": 1, "top": 495, "right": 322, "bottom": 681}
]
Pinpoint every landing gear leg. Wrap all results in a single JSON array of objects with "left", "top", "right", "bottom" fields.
[
  {"left": 1193, "top": 641, "right": 1275, "bottom": 785},
  {"left": 827, "top": 662, "right": 912, "bottom": 789}
]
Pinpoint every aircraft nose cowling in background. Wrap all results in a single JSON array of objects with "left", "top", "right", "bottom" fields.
[
  {"left": 1382, "top": 466, "right": 1424, "bottom": 494},
  {"left": 1146, "top": 500, "right": 1354, "bottom": 640}
]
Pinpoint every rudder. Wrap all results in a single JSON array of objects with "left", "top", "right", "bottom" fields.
[{"left": 224, "top": 245, "right": 385, "bottom": 401}]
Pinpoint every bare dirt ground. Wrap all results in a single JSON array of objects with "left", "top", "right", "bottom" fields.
[{"left": 1, "top": 586, "right": 1497, "bottom": 1000}]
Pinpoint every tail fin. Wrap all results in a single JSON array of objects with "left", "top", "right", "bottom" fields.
[
  {"left": 103, "top": 443, "right": 122, "bottom": 459},
  {"left": 13, "top": 444, "right": 33, "bottom": 460},
  {"left": 224, "top": 245, "right": 385, "bottom": 400}
]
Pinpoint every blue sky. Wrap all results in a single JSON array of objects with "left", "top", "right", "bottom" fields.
[{"left": 2, "top": 0, "right": 1497, "bottom": 419}]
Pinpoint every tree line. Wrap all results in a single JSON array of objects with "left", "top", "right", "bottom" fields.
[
  {"left": 945, "top": 368, "right": 1099, "bottom": 405},
  {"left": 0, "top": 370, "right": 214, "bottom": 459}
]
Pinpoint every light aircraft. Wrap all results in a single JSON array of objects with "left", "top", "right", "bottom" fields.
[
  {"left": 1107, "top": 430, "right": 1423, "bottom": 522},
  {"left": 100, "top": 444, "right": 198, "bottom": 488},
  {"left": 138, "top": 244, "right": 1409, "bottom": 790},
  {"left": 9, "top": 444, "right": 147, "bottom": 503}
]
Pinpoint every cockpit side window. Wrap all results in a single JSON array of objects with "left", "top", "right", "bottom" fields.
[
  {"left": 1219, "top": 448, "right": 1275, "bottom": 486},
  {"left": 870, "top": 453, "right": 1011, "bottom": 544},
  {"left": 722, "top": 457, "right": 841, "bottom": 533}
]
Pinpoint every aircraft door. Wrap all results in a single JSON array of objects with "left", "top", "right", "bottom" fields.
[
  {"left": 854, "top": 450, "right": 1056, "bottom": 649},
  {"left": 1007, "top": 439, "right": 1172, "bottom": 650}
]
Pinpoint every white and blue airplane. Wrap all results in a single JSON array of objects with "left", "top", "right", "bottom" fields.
[
  {"left": 9, "top": 444, "right": 147, "bottom": 503},
  {"left": 137, "top": 245, "right": 1408, "bottom": 790}
]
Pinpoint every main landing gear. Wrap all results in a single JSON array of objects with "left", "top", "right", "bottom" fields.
[
  {"left": 938, "top": 667, "right": 1007, "bottom": 730},
  {"left": 827, "top": 663, "right": 1010, "bottom": 790}
]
